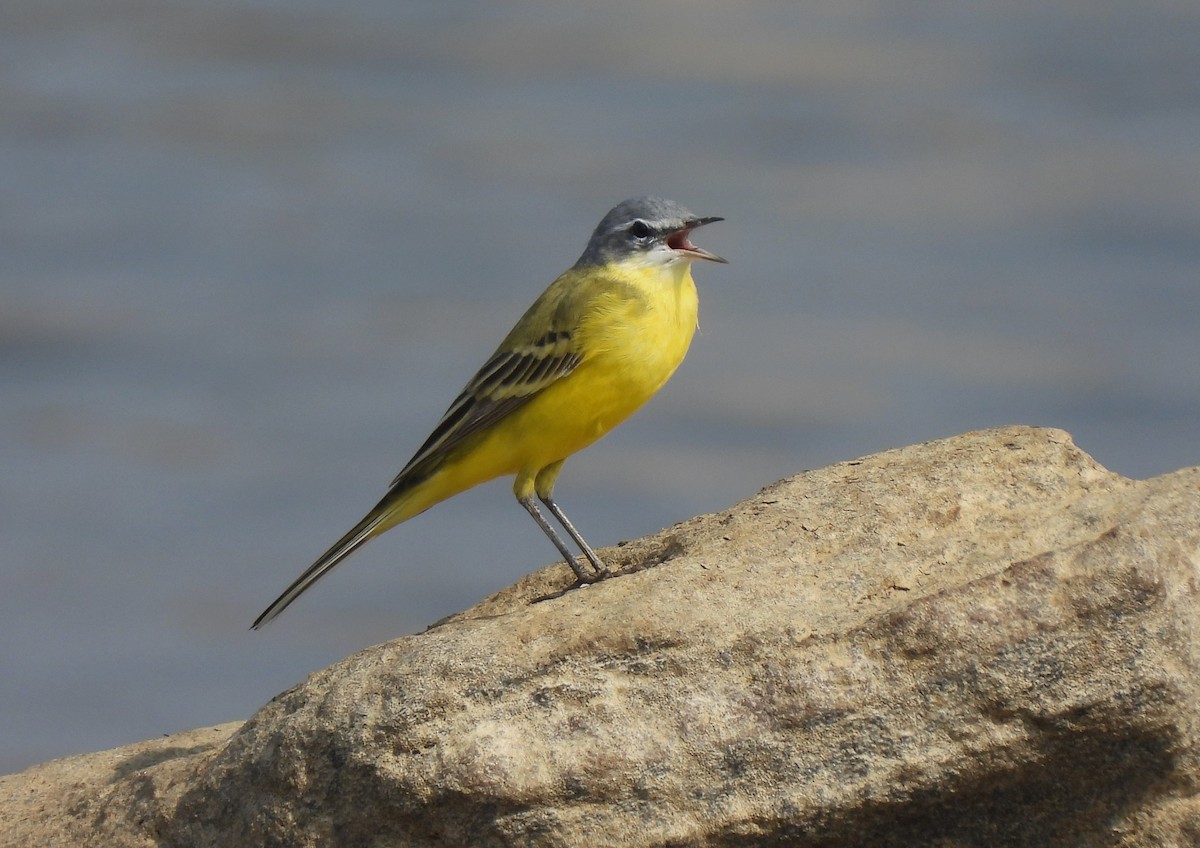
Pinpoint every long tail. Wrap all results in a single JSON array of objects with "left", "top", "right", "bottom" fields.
[{"left": 251, "top": 497, "right": 400, "bottom": 629}]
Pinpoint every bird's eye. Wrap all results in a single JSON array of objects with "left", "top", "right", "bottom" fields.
[{"left": 629, "top": 220, "right": 652, "bottom": 239}]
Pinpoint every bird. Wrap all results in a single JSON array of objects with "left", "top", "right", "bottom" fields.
[{"left": 252, "top": 196, "right": 725, "bottom": 628}]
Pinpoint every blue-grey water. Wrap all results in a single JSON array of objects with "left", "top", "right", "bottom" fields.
[{"left": 2, "top": 0, "right": 1198, "bottom": 773}]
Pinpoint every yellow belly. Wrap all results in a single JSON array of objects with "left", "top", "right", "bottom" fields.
[
  {"left": 506, "top": 265, "right": 699, "bottom": 471},
  {"left": 388, "top": 264, "right": 699, "bottom": 524}
]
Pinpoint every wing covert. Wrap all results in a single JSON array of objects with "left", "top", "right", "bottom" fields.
[{"left": 389, "top": 330, "right": 581, "bottom": 486}]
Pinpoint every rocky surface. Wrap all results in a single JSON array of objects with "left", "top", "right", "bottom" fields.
[{"left": 3, "top": 426, "right": 1199, "bottom": 847}]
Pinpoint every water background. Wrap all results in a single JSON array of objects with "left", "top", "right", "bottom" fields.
[{"left": 3, "top": 0, "right": 1199, "bottom": 772}]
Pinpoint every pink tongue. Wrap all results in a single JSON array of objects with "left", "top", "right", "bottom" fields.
[{"left": 668, "top": 231, "right": 695, "bottom": 251}]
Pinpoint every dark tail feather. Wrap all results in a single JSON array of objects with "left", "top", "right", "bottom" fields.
[{"left": 251, "top": 507, "right": 388, "bottom": 629}]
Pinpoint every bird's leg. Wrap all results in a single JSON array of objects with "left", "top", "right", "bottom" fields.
[
  {"left": 531, "top": 460, "right": 609, "bottom": 579},
  {"left": 539, "top": 494, "right": 609, "bottom": 578},
  {"left": 517, "top": 495, "right": 594, "bottom": 582}
]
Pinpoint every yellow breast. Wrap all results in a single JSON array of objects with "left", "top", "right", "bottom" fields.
[
  {"left": 508, "top": 262, "right": 699, "bottom": 466},
  {"left": 578, "top": 262, "right": 698, "bottom": 396}
]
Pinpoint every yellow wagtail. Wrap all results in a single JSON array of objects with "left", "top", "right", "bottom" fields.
[{"left": 252, "top": 196, "right": 725, "bottom": 628}]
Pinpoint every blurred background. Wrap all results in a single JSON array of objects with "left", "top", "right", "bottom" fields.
[{"left": 2, "top": 0, "right": 1198, "bottom": 773}]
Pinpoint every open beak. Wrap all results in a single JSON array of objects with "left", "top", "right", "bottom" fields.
[{"left": 668, "top": 216, "right": 727, "bottom": 263}]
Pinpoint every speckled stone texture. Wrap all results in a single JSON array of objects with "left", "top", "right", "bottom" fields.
[{"left": 4, "top": 426, "right": 1199, "bottom": 847}]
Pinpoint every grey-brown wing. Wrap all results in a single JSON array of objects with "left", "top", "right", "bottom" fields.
[{"left": 390, "top": 330, "right": 582, "bottom": 487}]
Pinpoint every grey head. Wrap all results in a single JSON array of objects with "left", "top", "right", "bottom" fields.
[{"left": 575, "top": 195, "right": 726, "bottom": 268}]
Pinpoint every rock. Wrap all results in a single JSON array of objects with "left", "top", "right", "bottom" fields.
[
  {"left": 0, "top": 723, "right": 241, "bottom": 847},
  {"left": 3, "top": 425, "right": 1199, "bottom": 847}
]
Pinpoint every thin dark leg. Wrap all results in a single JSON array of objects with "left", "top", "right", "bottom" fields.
[
  {"left": 541, "top": 494, "right": 609, "bottom": 578},
  {"left": 518, "top": 495, "right": 594, "bottom": 582}
]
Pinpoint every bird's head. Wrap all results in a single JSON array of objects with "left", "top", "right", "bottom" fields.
[{"left": 576, "top": 196, "right": 726, "bottom": 269}]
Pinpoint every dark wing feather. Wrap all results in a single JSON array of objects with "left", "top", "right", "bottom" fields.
[{"left": 389, "top": 331, "right": 581, "bottom": 487}]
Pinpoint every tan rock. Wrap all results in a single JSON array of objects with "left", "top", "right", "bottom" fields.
[{"left": 4, "top": 426, "right": 1199, "bottom": 846}]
